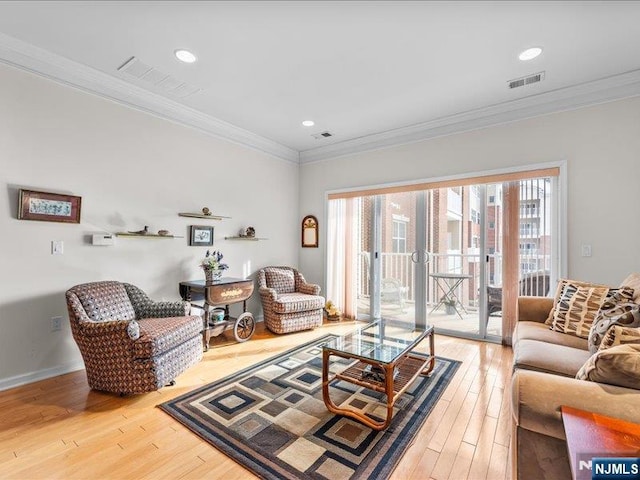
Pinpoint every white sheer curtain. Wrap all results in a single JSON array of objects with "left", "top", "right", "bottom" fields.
[{"left": 326, "top": 198, "right": 358, "bottom": 319}]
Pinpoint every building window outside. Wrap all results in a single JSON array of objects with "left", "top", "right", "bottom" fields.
[
  {"left": 471, "top": 208, "right": 480, "bottom": 224},
  {"left": 489, "top": 221, "right": 495, "bottom": 229},
  {"left": 488, "top": 195, "right": 495, "bottom": 204},
  {"left": 520, "top": 202, "right": 538, "bottom": 216},
  {"left": 520, "top": 222, "right": 536, "bottom": 236},
  {"left": 392, "top": 220, "right": 407, "bottom": 253}
]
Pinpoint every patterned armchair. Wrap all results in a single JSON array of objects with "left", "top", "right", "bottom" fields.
[
  {"left": 66, "top": 281, "right": 203, "bottom": 395},
  {"left": 258, "top": 266, "right": 325, "bottom": 334}
]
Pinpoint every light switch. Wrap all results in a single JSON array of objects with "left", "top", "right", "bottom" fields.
[
  {"left": 581, "top": 244, "right": 592, "bottom": 257},
  {"left": 52, "top": 240, "right": 64, "bottom": 255}
]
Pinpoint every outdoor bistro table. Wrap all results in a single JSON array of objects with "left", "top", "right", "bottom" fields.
[
  {"left": 429, "top": 272, "right": 473, "bottom": 320},
  {"left": 322, "top": 320, "right": 435, "bottom": 430}
]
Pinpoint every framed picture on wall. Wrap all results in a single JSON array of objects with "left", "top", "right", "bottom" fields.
[
  {"left": 190, "top": 225, "right": 214, "bottom": 246},
  {"left": 18, "top": 189, "right": 82, "bottom": 223}
]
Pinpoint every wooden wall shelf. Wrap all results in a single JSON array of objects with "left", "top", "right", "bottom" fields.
[
  {"left": 116, "top": 233, "right": 184, "bottom": 239},
  {"left": 178, "top": 213, "right": 231, "bottom": 221},
  {"left": 225, "top": 236, "right": 267, "bottom": 241}
]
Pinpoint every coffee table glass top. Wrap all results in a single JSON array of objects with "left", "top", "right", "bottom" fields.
[{"left": 323, "top": 320, "right": 433, "bottom": 364}]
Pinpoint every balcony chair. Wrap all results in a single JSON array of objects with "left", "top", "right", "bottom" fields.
[
  {"left": 258, "top": 266, "right": 325, "bottom": 334},
  {"left": 66, "top": 281, "right": 203, "bottom": 395},
  {"left": 487, "top": 271, "right": 551, "bottom": 317},
  {"left": 362, "top": 252, "right": 409, "bottom": 312}
]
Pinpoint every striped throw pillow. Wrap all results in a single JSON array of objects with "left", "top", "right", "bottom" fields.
[{"left": 550, "top": 283, "right": 609, "bottom": 338}]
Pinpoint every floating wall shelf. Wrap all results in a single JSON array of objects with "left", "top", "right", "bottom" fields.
[
  {"left": 225, "top": 236, "right": 268, "bottom": 241},
  {"left": 116, "top": 233, "right": 184, "bottom": 239},
  {"left": 178, "top": 213, "right": 231, "bottom": 221}
]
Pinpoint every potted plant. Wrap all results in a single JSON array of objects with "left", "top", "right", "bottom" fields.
[
  {"left": 444, "top": 299, "right": 456, "bottom": 315},
  {"left": 201, "top": 250, "right": 229, "bottom": 282}
]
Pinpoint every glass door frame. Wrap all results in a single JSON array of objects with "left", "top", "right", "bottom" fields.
[{"left": 325, "top": 161, "right": 566, "bottom": 344}]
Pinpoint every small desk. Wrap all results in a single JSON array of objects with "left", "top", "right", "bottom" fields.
[
  {"left": 429, "top": 272, "right": 472, "bottom": 319},
  {"left": 179, "top": 278, "right": 255, "bottom": 350},
  {"left": 561, "top": 405, "right": 640, "bottom": 480}
]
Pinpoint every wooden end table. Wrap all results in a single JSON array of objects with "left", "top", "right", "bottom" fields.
[
  {"left": 561, "top": 405, "right": 640, "bottom": 480},
  {"left": 322, "top": 320, "right": 435, "bottom": 431}
]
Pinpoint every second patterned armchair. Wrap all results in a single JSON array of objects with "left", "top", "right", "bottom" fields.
[{"left": 258, "top": 266, "right": 325, "bottom": 334}]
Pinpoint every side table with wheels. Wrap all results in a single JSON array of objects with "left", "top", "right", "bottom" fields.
[{"left": 179, "top": 278, "right": 256, "bottom": 350}]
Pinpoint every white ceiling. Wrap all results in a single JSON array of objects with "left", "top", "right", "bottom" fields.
[{"left": 1, "top": 1, "right": 640, "bottom": 163}]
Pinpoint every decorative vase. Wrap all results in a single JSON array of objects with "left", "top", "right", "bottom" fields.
[{"left": 204, "top": 268, "right": 223, "bottom": 283}]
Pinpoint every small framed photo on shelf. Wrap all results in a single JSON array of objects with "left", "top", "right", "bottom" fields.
[
  {"left": 18, "top": 189, "right": 82, "bottom": 224},
  {"left": 190, "top": 225, "right": 214, "bottom": 246}
]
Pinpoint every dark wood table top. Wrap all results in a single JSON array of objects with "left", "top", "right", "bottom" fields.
[{"left": 561, "top": 405, "right": 640, "bottom": 480}]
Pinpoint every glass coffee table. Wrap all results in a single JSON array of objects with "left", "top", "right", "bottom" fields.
[{"left": 322, "top": 320, "right": 435, "bottom": 430}]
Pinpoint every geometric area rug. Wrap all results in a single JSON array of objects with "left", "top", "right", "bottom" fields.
[{"left": 159, "top": 334, "right": 461, "bottom": 480}]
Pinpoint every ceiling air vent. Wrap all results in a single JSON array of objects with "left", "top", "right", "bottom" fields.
[
  {"left": 312, "top": 131, "right": 333, "bottom": 140},
  {"left": 117, "top": 56, "right": 202, "bottom": 99},
  {"left": 508, "top": 71, "right": 545, "bottom": 89}
]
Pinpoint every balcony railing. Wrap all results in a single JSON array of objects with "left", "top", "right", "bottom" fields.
[{"left": 358, "top": 251, "right": 551, "bottom": 309}]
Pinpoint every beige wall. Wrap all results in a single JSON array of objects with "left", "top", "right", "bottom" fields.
[
  {"left": 299, "top": 96, "right": 640, "bottom": 289},
  {"left": 0, "top": 64, "right": 299, "bottom": 389}
]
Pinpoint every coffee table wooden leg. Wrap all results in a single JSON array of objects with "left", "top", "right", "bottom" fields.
[
  {"left": 322, "top": 352, "right": 394, "bottom": 431},
  {"left": 421, "top": 331, "right": 436, "bottom": 375}
]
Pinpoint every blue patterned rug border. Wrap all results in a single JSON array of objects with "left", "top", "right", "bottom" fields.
[{"left": 159, "top": 334, "right": 461, "bottom": 480}]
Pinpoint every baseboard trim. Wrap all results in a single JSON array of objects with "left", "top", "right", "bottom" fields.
[{"left": 0, "top": 361, "right": 85, "bottom": 392}]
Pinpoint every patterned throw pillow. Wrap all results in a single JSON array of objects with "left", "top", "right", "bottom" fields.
[
  {"left": 588, "top": 300, "right": 640, "bottom": 353},
  {"left": 545, "top": 278, "right": 610, "bottom": 325},
  {"left": 576, "top": 344, "right": 640, "bottom": 390},
  {"left": 620, "top": 273, "right": 640, "bottom": 304},
  {"left": 598, "top": 325, "right": 640, "bottom": 351},
  {"left": 550, "top": 283, "right": 609, "bottom": 338}
]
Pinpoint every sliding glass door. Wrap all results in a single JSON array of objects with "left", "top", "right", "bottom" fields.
[{"left": 327, "top": 167, "right": 561, "bottom": 343}]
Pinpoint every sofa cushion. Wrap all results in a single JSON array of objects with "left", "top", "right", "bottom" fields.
[
  {"left": 133, "top": 316, "right": 202, "bottom": 359},
  {"left": 514, "top": 321, "right": 588, "bottom": 350},
  {"left": 576, "top": 344, "right": 640, "bottom": 390},
  {"left": 588, "top": 302, "right": 640, "bottom": 353},
  {"left": 272, "top": 293, "right": 325, "bottom": 314},
  {"left": 514, "top": 339, "right": 591, "bottom": 377},
  {"left": 599, "top": 325, "right": 640, "bottom": 351},
  {"left": 512, "top": 369, "right": 640, "bottom": 442},
  {"left": 620, "top": 273, "right": 640, "bottom": 303},
  {"left": 264, "top": 267, "right": 296, "bottom": 294},
  {"left": 550, "top": 283, "right": 609, "bottom": 338}
]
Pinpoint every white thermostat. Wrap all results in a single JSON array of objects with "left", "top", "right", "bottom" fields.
[{"left": 92, "top": 234, "right": 115, "bottom": 246}]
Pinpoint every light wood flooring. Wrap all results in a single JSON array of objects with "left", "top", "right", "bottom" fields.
[{"left": 0, "top": 321, "right": 513, "bottom": 480}]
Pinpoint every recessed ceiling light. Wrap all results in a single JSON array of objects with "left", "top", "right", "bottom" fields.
[
  {"left": 519, "top": 47, "right": 542, "bottom": 61},
  {"left": 175, "top": 49, "right": 197, "bottom": 64},
  {"left": 302, "top": 120, "right": 315, "bottom": 127}
]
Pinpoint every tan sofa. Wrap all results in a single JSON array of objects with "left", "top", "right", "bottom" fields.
[{"left": 511, "top": 295, "right": 640, "bottom": 480}]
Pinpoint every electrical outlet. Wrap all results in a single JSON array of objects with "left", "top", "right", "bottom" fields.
[
  {"left": 51, "top": 316, "right": 62, "bottom": 332},
  {"left": 581, "top": 244, "right": 592, "bottom": 257}
]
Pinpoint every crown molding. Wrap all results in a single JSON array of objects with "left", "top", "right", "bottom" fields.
[
  {"left": 299, "top": 69, "right": 640, "bottom": 164},
  {"left": 2, "top": 32, "right": 640, "bottom": 167},
  {"left": 0, "top": 32, "right": 299, "bottom": 164}
]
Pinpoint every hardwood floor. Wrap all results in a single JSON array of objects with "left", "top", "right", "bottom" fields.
[{"left": 0, "top": 321, "right": 513, "bottom": 480}]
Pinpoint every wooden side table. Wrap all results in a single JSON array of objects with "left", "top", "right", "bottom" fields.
[
  {"left": 179, "top": 278, "right": 255, "bottom": 350},
  {"left": 561, "top": 406, "right": 640, "bottom": 480}
]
